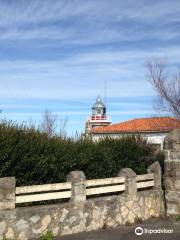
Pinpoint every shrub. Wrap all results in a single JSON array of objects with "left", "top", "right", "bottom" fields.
[
  {"left": 40, "top": 231, "right": 54, "bottom": 240},
  {"left": 0, "top": 121, "right": 164, "bottom": 186}
]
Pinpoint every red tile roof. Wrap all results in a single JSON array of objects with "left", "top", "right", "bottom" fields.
[{"left": 92, "top": 117, "right": 180, "bottom": 133}]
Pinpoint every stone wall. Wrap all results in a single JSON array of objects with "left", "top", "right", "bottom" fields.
[
  {"left": 0, "top": 162, "right": 165, "bottom": 240},
  {"left": 0, "top": 189, "right": 165, "bottom": 240},
  {"left": 164, "top": 128, "right": 180, "bottom": 216}
]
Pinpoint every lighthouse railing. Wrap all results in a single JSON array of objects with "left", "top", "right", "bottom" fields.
[{"left": 88, "top": 115, "right": 111, "bottom": 122}]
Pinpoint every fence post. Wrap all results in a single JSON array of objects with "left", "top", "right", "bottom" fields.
[
  {"left": 118, "top": 168, "right": 137, "bottom": 196},
  {"left": 67, "top": 171, "right": 86, "bottom": 202},
  {"left": 147, "top": 161, "right": 161, "bottom": 190},
  {"left": 0, "top": 177, "right": 16, "bottom": 210}
]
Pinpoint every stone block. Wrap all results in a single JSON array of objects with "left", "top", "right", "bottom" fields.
[
  {"left": 166, "top": 202, "right": 179, "bottom": 216},
  {"left": 165, "top": 190, "right": 180, "bottom": 203},
  {"left": 0, "top": 177, "right": 15, "bottom": 210},
  {"left": 164, "top": 128, "right": 180, "bottom": 216},
  {"left": 67, "top": 171, "right": 86, "bottom": 202},
  {"left": 148, "top": 161, "right": 162, "bottom": 190},
  {"left": 164, "top": 128, "right": 180, "bottom": 150},
  {"left": 118, "top": 168, "right": 137, "bottom": 196}
]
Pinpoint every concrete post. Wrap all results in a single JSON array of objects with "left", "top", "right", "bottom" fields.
[
  {"left": 67, "top": 171, "right": 86, "bottom": 202},
  {"left": 147, "top": 161, "right": 162, "bottom": 190},
  {"left": 118, "top": 168, "right": 137, "bottom": 196},
  {"left": 0, "top": 177, "right": 16, "bottom": 210}
]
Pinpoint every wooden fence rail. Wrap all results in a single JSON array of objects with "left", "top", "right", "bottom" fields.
[
  {"left": 136, "top": 173, "right": 154, "bottom": 181},
  {"left": 15, "top": 173, "right": 154, "bottom": 204},
  {"left": 86, "top": 176, "right": 125, "bottom": 187},
  {"left": 16, "top": 191, "right": 71, "bottom": 204},
  {"left": 16, "top": 182, "right": 72, "bottom": 195}
]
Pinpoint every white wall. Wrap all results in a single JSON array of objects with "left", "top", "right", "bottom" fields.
[{"left": 92, "top": 132, "right": 168, "bottom": 149}]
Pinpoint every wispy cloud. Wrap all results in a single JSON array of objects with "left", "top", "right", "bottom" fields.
[
  {"left": 0, "top": 46, "right": 180, "bottom": 100},
  {"left": 0, "top": 0, "right": 179, "bottom": 134},
  {"left": 0, "top": 0, "right": 180, "bottom": 44}
]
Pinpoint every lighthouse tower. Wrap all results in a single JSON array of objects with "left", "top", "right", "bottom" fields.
[{"left": 85, "top": 96, "right": 111, "bottom": 135}]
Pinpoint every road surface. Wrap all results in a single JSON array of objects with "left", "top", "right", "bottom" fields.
[{"left": 55, "top": 219, "right": 180, "bottom": 240}]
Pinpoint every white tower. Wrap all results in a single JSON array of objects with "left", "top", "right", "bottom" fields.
[{"left": 85, "top": 96, "right": 111, "bottom": 135}]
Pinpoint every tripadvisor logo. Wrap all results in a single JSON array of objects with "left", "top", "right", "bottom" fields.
[
  {"left": 135, "top": 226, "right": 174, "bottom": 236},
  {"left": 135, "top": 227, "right": 143, "bottom": 236}
]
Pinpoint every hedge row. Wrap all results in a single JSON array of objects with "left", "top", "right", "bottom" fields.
[{"left": 0, "top": 121, "right": 164, "bottom": 186}]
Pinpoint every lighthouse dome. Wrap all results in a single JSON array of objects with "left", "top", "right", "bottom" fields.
[{"left": 92, "top": 96, "right": 106, "bottom": 116}]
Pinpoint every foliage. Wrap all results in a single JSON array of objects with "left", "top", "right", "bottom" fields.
[
  {"left": 0, "top": 121, "right": 164, "bottom": 186},
  {"left": 40, "top": 231, "right": 54, "bottom": 240},
  {"left": 175, "top": 215, "right": 180, "bottom": 221}
]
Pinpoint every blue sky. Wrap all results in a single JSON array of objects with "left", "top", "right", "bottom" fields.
[{"left": 0, "top": 0, "right": 180, "bottom": 136}]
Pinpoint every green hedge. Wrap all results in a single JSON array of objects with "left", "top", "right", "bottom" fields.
[{"left": 0, "top": 121, "right": 164, "bottom": 186}]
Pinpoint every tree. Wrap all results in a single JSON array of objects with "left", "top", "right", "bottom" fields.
[
  {"left": 59, "top": 116, "right": 68, "bottom": 137},
  {"left": 39, "top": 110, "right": 58, "bottom": 137},
  {"left": 39, "top": 110, "right": 68, "bottom": 137},
  {"left": 146, "top": 58, "right": 180, "bottom": 118}
]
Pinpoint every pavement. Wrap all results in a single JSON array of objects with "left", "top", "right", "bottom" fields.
[{"left": 55, "top": 219, "right": 180, "bottom": 240}]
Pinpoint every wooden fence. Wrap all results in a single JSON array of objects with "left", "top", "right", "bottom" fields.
[
  {"left": 16, "top": 182, "right": 72, "bottom": 204},
  {"left": 15, "top": 173, "right": 154, "bottom": 204}
]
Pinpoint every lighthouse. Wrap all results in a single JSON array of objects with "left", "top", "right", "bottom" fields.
[{"left": 85, "top": 96, "right": 111, "bottom": 135}]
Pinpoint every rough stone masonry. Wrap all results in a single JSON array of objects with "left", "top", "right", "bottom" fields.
[
  {"left": 164, "top": 128, "right": 180, "bottom": 216},
  {"left": 0, "top": 163, "right": 165, "bottom": 240},
  {"left": 0, "top": 190, "right": 164, "bottom": 240}
]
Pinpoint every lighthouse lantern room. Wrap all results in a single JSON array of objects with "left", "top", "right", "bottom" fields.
[{"left": 85, "top": 96, "right": 111, "bottom": 134}]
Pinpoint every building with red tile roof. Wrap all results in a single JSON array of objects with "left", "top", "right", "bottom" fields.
[
  {"left": 92, "top": 117, "right": 180, "bottom": 133},
  {"left": 85, "top": 97, "right": 180, "bottom": 149},
  {"left": 91, "top": 117, "right": 180, "bottom": 149}
]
